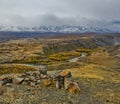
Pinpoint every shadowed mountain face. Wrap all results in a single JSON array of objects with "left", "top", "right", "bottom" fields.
[
  {"left": 42, "top": 34, "right": 120, "bottom": 55},
  {"left": 0, "top": 25, "right": 117, "bottom": 33},
  {"left": 0, "top": 32, "right": 54, "bottom": 42}
]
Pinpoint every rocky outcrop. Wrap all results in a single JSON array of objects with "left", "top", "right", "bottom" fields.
[
  {"left": 0, "top": 70, "right": 81, "bottom": 94},
  {"left": 53, "top": 70, "right": 81, "bottom": 94}
]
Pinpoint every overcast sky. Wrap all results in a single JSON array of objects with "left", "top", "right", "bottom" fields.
[{"left": 0, "top": 0, "right": 120, "bottom": 26}]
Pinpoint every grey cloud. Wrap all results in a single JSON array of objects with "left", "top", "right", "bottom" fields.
[
  {"left": 0, "top": 0, "right": 120, "bottom": 26},
  {"left": 0, "top": 13, "right": 90, "bottom": 26}
]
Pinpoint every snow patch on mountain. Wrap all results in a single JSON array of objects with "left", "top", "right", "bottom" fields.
[{"left": 0, "top": 25, "right": 119, "bottom": 33}]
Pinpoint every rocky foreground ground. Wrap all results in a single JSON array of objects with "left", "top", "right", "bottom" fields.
[
  {"left": 0, "top": 65, "right": 119, "bottom": 104},
  {"left": 0, "top": 69, "right": 84, "bottom": 104}
]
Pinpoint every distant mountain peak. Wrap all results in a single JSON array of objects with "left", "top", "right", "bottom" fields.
[{"left": 0, "top": 25, "right": 119, "bottom": 33}]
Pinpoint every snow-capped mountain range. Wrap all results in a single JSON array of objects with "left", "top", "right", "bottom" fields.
[{"left": 0, "top": 25, "right": 119, "bottom": 33}]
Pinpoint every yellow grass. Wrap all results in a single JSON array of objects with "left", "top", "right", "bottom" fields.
[
  {"left": 0, "top": 64, "right": 36, "bottom": 75},
  {"left": 49, "top": 51, "right": 80, "bottom": 61},
  {"left": 94, "top": 89, "right": 120, "bottom": 103},
  {"left": 76, "top": 48, "right": 92, "bottom": 53},
  {"left": 87, "top": 48, "right": 116, "bottom": 67},
  {"left": 66, "top": 64, "right": 120, "bottom": 83}
]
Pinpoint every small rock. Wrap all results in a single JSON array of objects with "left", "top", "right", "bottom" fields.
[
  {"left": 30, "top": 82, "right": 36, "bottom": 87},
  {"left": 64, "top": 78, "right": 72, "bottom": 90},
  {"left": 56, "top": 80, "right": 60, "bottom": 89},
  {"left": 26, "top": 87, "right": 31, "bottom": 91},
  {"left": 41, "top": 101, "right": 48, "bottom": 104},
  {"left": 36, "top": 80, "right": 41, "bottom": 84},
  {"left": 55, "top": 75, "right": 64, "bottom": 89},
  {"left": 0, "top": 81, "right": 4, "bottom": 88},
  {"left": 65, "top": 72, "right": 72, "bottom": 78},
  {"left": 41, "top": 79, "right": 52, "bottom": 87},
  {"left": 0, "top": 87, "right": 7, "bottom": 95},
  {"left": 24, "top": 77, "right": 30, "bottom": 81},
  {"left": 18, "top": 73, "right": 25, "bottom": 77},
  {"left": 59, "top": 70, "right": 71, "bottom": 77},
  {"left": 29, "top": 76, "right": 35, "bottom": 81},
  {"left": 41, "top": 74, "right": 49, "bottom": 79},
  {"left": 6, "top": 83, "right": 12, "bottom": 87},
  {"left": 39, "top": 67, "right": 47, "bottom": 75},
  {"left": 68, "top": 100, "right": 73, "bottom": 104},
  {"left": 2, "top": 77, "right": 12, "bottom": 84},
  {"left": 56, "top": 70, "right": 62, "bottom": 74},
  {"left": 68, "top": 82, "right": 81, "bottom": 94},
  {"left": 65, "top": 79, "right": 81, "bottom": 94},
  {"left": 12, "top": 77, "right": 24, "bottom": 84},
  {"left": 35, "top": 76, "right": 41, "bottom": 80}
]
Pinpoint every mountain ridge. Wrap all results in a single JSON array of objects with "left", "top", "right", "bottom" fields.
[{"left": 0, "top": 25, "right": 118, "bottom": 33}]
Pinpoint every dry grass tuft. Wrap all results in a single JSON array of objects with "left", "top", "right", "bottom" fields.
[{"left": 0, "top": 64, "right": 36, "bottom": 75}]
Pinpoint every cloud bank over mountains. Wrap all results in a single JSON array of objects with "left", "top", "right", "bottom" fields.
[{"left": 0, "top": 0, "right": 120, "bottom": 27}]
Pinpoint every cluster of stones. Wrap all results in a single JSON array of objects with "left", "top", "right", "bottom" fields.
[
  {"left": 54, "top": 70, "right": 81, "bottom": 94},
  {"left": 0, "top": 68, "right": 81, "bottom": 94},
  {"left": 0, "top": 71, "right": 43, "bottom": 87}
]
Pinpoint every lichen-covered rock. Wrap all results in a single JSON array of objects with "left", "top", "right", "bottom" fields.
[
  {"left": 59, "top": 70, "right": 72, "bottom": 77},
  {"left": 65, "top": 78, "right": 81, "bottom": 94},
  {"left": 68, "top": 82, "right": 81, "bottom": 94}
]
